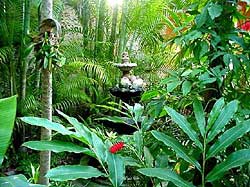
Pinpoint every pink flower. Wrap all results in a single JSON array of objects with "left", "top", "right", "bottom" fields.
[{"left": 109, "top": 142, "right": 125, "bottom": 154}]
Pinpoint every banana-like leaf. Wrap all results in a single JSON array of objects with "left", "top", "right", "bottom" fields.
[
  {"left": 23, "top": 140, "right": 95, "bottom": 157},
  {"left": 20, "top": 117, "right": 74, "bottom": 136},
  {"left": 138, "top": 168, "right": 195, "bottom": 187},
  {"left": 46, "top": 165, "right": 104, "bottom": 181},
  {"left": 107, "top": 152, "right": 125, "bottom": 187},
  {"left": 165, "top": 106, "right": 203, "bottom": 150},
  {"left": 56, "top": 110, "right": 91, "bottom": 145},
  {"left": 152, "top": 130, "right": 201, "bottom": 171},
  {"left": 207, "top": 98, "right": 225, "bottom": 132},
  {"left": 207, "top": 100, "right": 238, "bottom": 142},
  {"left": 91, "top": 132, "right": 107, "bottom": 163},
  {"left": 206, "top": 149, "right": 250, "bottom": 182},
  {"left": 0, "top": 174, "right": 46, "bottom": 187},
  {"left": 207, "top": 120, "right": 250, "bottom": 159},
  {"left": 193, "top": 99, "right": 205, "bottom": 137},
  {"left": 0, "top": 174, "right": 28, "bottom": 187},
  {"left": 0, "top": 95, "right": 17, "bottom": 165}
]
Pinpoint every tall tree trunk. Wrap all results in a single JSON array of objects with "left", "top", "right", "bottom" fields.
[
  {"left": 95, "top": 0, "right": 106, "bottom": 58},
  {"left": 21, "top": 0, "right": 31, "bottom": 103},
  {"left": 109, "top": 3, "right": 118, "bottom": 60},
  {"left": 118, "top": 0, "right": 128, "bottom": 62},
  {"left": 39, "top": 0, "right": 53, "bottom": 185},
  {"left": 81, "top": 0, "right": 90, "bottom": 50}
]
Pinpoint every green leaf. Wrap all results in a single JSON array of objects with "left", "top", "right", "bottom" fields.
[
  {"left": 152, "top": 131, "right": 201, "bottom": 171},
  {"left": 134, "top": 131, "right": 143, "bottom": 157},
  {"left": 208, "top": 4, "right": 223, "bottom": 20},
  {"left": 0, "top": 95, "right": 17, "bottom": 166},
  {"left": 206, "top": 120, "right": 250, "bottom": 159},
  {"left": 21, "top": 117, "right": 74, "bottom": 136},
  {"left": 23, "top": 140, "right": 94, "bottom": 156},
  {"left": 107, "top": 153, "right": 125, "bottom": 187},
  {"left": 0, "top": 174, "right": 28, "bottom": 187},
  {"left": 195, "top": 6, "right": 208, "bottom": 28},
  {"left": 193, "top": 99, "right": 205, "bottom": 137},
  {"left": 206, "top": 149, "right": 250, "bottom": 182},
  {"left": 167, "top": 80, "right": 182, "bottom": 92},
  {"left": 144, "top": 146, "right": 154, "bottom": 167},
  {"left": 207, "top": 98, "right": 225, "bottom": 132},
  {"left": 56, "top": 110, "right": 91, "bottom": 144},
  {"left": 133, "top": 103, "right": 144, "bottom": 122},
  {"left": 97, "top": 116, "right": 128, "bottom": 124},
  {"left": 207, "top": 100, "right": 238, "bottom": 143},
  {"left": 182, "top": 80, "right": 192, "bottom": 96},
  {"left": 199, "top": 41, "right": 209, "bottom": 58},
  {"left": 138, "top": 168, "right": 195, "bottom": 187},
  {"left": 184, "top": 30, "right": 202, "bottom": 42},
  {"left": 91, "top": 132, "right": 107, "bottom": 163},
  {"left": 46, "top": 165, "right": 104, "bottom": 181},
  {"left": 165, "top": 107, "right": 203, "bottom": 150},
  {"left": 122, "top": 157, "right": 141, "bottom": 167}
]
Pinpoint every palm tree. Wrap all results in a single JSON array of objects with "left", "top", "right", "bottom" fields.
[{"left": 39, "top": 0, "right": 53, "bottom": 185}]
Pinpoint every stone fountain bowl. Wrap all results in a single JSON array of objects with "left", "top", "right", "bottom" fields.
[
  {"left": 110, "top": 87, "right": 143, "bottom": 98},
  {"left": 114, "top": 63, "right": 137, "bottom": 72}
]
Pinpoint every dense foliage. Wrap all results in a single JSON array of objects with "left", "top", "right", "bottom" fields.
[{"left": 0, "top": 0, "right": 250, "bottom": 187}]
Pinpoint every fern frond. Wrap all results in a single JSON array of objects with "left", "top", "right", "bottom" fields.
[{"left": 0, "top": 46, "right": 13, "bottom": 64}]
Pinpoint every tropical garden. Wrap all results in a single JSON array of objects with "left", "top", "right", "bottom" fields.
[{"left": 0, "top": 0, "right": 250, "bottom": 186}]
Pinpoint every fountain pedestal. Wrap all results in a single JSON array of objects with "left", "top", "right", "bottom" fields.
[{"left": 110, "top": 52, "right": 144, "bottom": 105}]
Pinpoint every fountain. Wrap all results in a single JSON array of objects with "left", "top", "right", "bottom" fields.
[{"left": 110, "top": 52, "right": 145, "bottom": 104}]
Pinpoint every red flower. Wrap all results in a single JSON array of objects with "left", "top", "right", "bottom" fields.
[
  {"left": 109, "top": 142, "right": 125, "bottom": 154},
  {"left": 241, "top": 21, "right": 250, "bottom": 31}
]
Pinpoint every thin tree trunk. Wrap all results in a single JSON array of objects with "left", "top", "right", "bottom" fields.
[
  {"left": 39, "top": 0, "right": 53, "bottom": 185},
  {"left": 109, "top": 3, "right": 118, "bottom": 60},
  {"left": 21, "top": 0, "right": 31, "bottom": 101},
  {"left": 118, "top": 0, "right": 128, "bottom": 62},
  {"left": 81, "top": 0, "right": 90, "bottom": 49},
  {"left": 95, "top": 0, "right": 106, "bottom": 58}
]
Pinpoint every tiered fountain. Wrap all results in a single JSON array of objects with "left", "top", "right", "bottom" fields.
[{"left": 110, "top": 52, "right": 145, "bottom": 104}]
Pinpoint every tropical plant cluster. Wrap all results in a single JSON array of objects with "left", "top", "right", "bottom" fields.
[{"left": 0, "top": 0, "right": 250, "bottom": 187}]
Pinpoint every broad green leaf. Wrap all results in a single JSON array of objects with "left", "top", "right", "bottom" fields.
[
  {"left": 206, "top": 120, "right": 250, "bottom": 159},
  {"left": 167, "top": 80, "right": 182, "bottom": 92},
  {"left": 165, "top": 107, "right": 203, "bottom": 150},
  {"left": 182, "top": 80, "right": 192, "bottom": 96},
  {"left": 21, "top": 117, "right": 74, "bottom": 136},
  {"left": 23, "top": 140, "right": 95, "bottom": 156},
  {"left": 57, "top": 110, "right": 91, "bottom": 144},
  {"left": 184, "top": 30, "right": 202, "bottom": 42},
  {"left": 144, "top": 146, "right": 154, "bottom": 167},
  {"left": 206, "top": 149, "right": 250, "bottom": 182},
  {"left": 193, "top": 99, "right": 205, "bottom": 137},
  {"left": 91, "top": 132, "right": 106, "bottom": 163},
  {"left": 138, "top": 168, "right": 195, "bottom": 187},
  {"left": 107, "top": 152, "right": 125, "bottom": 187},
  {"left": 152, "top": 131, "right": 201, "bottom": 171},
  {"left": 181, "top": 69, "right": 193, "bottom": 77},
  {"left": 195, "top": 6, "right": 208, "bottom": 28},
  {"left": 0, "top": 174, "right": 28, "bottom": 187},
  {"left": 46, "top": 165, "right": 104, "bottom": 181},
  {"left": 0, "top": 95, "right": 17, "bottom": 166},
  {"left": 207, "top": 98, "right": 225, "bottom": 131},
  {"left": 141, "top": 90, "right": 159, "bottom": 101},
  {"left": 134, "top": 131, "right": 143, "bottom": 157},
  {"left": 133, "top": 103, "right": 144, "bottom": 122},
  {"left": 207, "top": 100, "right": 238, "bottom": 143},
  {"left": 199, "top": 40, "right": 209, "bottom": 58},
  {"left": 122, "top": 157, "right": 141, "bottom": 167},
  {"left": 208, "top": 4, "right": 223, "bottom": 20}
]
